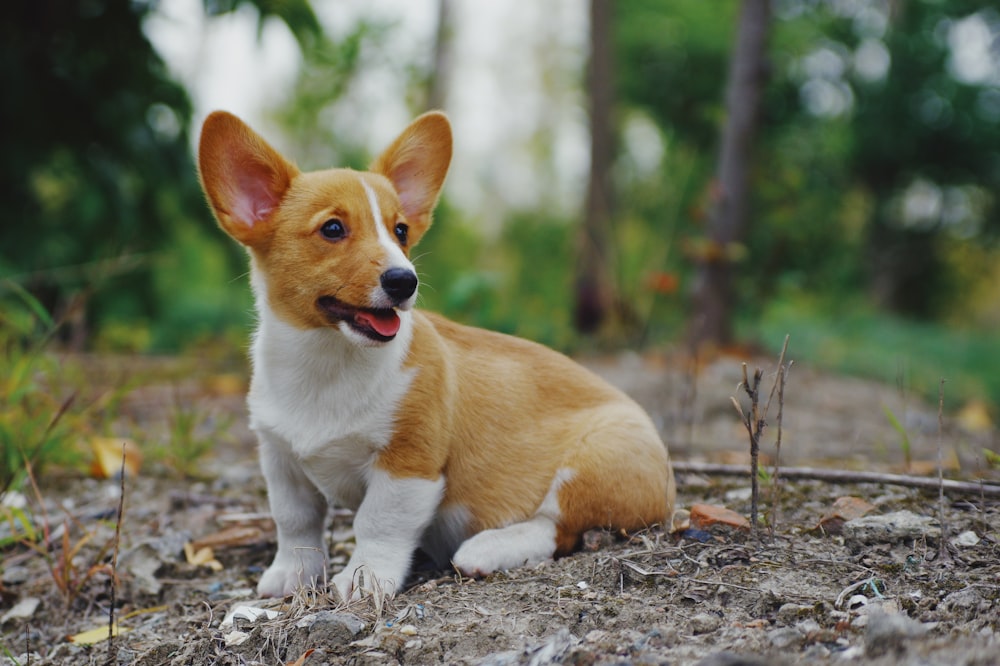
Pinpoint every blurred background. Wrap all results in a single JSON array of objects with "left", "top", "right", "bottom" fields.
[{"left": 1, "top": 0, "right": 998, "bottom": 410}]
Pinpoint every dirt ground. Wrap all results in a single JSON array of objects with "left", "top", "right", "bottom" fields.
[{"left": 2, "top": 351, "right": 998, "bottom": 665}]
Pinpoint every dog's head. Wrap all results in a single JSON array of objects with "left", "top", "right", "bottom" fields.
[{"left": 198, "top": 111, "right": 452, "bottom": 345}]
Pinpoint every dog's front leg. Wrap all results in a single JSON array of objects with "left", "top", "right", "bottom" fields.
[
  {"left": 333, "top": 468, "right": 445, "bottom": 601},
  {"left": 256, "top": 434, "right": 328, "bottom": 597}
]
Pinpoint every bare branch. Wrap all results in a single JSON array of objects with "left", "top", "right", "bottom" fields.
[{"left": 671, "top": 461, "right": 1000, "bottom": 498}]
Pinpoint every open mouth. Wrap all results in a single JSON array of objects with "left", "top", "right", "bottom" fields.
[{"left": 317, "top": 296, "right": 401, "bottom": 342}]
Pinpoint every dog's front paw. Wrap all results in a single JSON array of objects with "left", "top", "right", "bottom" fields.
[
  {"left": 332, "top": 561, "right": 400, "bottom": 603},
  {"left": 256, "top": 549, "right": 327, "bottom": 598}
]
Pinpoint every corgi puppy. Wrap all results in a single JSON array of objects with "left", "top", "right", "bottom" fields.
[{"left": 198, "top": 110, "right": 675, "bottom": 601}]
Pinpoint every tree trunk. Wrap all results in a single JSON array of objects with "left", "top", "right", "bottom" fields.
[
  {"left": 574, "top": 0, "right": 616, "bottom": 334},
  {"left": 689, "top": 0, "right": 771, "bottom": 348},
  {"left": 426, "top": 0, "right": 454, "bottom": 111}
]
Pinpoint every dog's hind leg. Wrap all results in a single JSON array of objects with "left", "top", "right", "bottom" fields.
[{"left": 450, "top": 468, "right": 571, "bottom": 576}]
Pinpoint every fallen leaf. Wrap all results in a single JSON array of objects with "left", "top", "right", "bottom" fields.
[
  {"left": 689, "top": 503, "right": 750, "bottom": 532},
  {"left": 202, "top": 373, "right": 247, "bottom": 396},
  {"left": 956, "top": 400, "right": 994, "bottom": 433},
  {"left": 183, "top": 541, "right": 223, "bottom": 571},
  {"left": 815, "top": 496, "right": 875, "bottom": 534},
  {"left": 89, "top": 437, "right": 142, "bottom": 479},
  {"left": 68, "top": 622, "right": 129, "bottom": 645}
]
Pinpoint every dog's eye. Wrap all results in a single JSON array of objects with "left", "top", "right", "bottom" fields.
[
  {"left": 320, "top": 218, "right": 346, "bottom": 241},
  {"left": 394, "top": 222, "right": 409, "bottom": 246}
]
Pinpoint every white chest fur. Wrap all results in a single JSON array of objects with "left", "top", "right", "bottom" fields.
[{"left": 246, "top": 291, "right": 415, "bottom": 509}]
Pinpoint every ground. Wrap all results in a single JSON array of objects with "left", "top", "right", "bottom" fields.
[{"left": 1, "top": 350, "right": 998, "bottom": 665}]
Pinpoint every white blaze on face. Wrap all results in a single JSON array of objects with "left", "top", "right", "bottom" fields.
[{"left": 359, "top": 176, "right": 415, "bottom": 276}]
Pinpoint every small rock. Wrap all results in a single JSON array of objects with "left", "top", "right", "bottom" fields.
[
  {"left": 120, "top": 543, "right": 165, "bottom": 596},
  {"left": 864, "top": 609, "right": 932, "bottom": 657},
  {"left": 724, "top": 487, "right": 752, "bottom": 503},
  {"left": 950, "top": 530, "right": 980, "bottom": 547},
  {"left": 690, "top": 504, "right": 750, "bottom": 534},
  {"left": 794, "top": 619, "right": 821, "bottom": 637},
  {"left": 220, "top": 604, "right": 282, "bottom": 630},
  {"left": 776, "top": 603, "right": 813, "bottom": 624},
  {"left": 294, "top": 610, "right": 365, "bottom": 643},
  {"left": 1, "top": 566, "right": 30, "bottom": 586},
  {"left": 768, "top": 626, "right": 804, "bottom": 648},
  {"left": 847, "top": 594, "right": 869, "bottom": 610},
  {"left": 940, "top": 587, "right": 988, "bottom": 622},
  {"left": 695, "top": 651, "right": 772, "bottom": 666},
  {"left": 842, "top": 510, "right": 940, "bottom": 552},
  {"left": 1, "top": 597, "right": 40, "bottom": 624},
  {"left": 689, "top": 612, "right": 723, "bottom": 634}
]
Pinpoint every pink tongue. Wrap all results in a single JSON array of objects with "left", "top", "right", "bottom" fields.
[{"left": 356, "top": 310, "right": 401, "bottom": 337}]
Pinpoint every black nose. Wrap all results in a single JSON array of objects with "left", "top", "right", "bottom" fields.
[{"left": 380, "top": 267, "right": 418, "bottom": 304}]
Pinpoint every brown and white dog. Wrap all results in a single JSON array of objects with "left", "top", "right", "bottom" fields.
[{"left": 197, "top": 111, "right": 675, "bottom": 601}]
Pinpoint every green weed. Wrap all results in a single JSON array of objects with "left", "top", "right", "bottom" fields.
[
  {"left": 882, "top": 405, "right": 913, "bottom": 471},
  {"left": 146, "top": 397, "right": 232, "bottom": 478},
  {"left": 0, "top": 283, "right": 84, "bottom": 496}
]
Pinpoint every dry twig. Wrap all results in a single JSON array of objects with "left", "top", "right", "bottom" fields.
[
  {"left": 937, "top": 379, "right": 949, "bottom": 561},
  {"left": 731, "top": 336, "right": 791, "bottom": 537},
  {"left": 671, "top": 461, "right": 1000, "bottom": 497}
]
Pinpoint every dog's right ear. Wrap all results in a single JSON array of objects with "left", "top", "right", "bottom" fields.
[{"left": 198, "top": 111, "right": 299, "bottom": 247}]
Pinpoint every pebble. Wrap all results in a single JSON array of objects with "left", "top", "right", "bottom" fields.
[
  {"left": 689, "top": 612, "right": 723, "bottom": 634},
  {"left": 695, "top": 651, "right": 771, "bottom": 666},
  {"left": 1, "top": 565, "right": 30, "bottom": 586},
  {"left": 776, "top": 603, "right": 813, "bottom": 624},
  {"left": 293, "top": 610, "right": 365, "bottom": 643},
  {"left": 864, "top": 609, "right": 933, "bottom": 657},
  {"left": 221, "top": 604, "right": 282, "bottom": 630},
  {"left": 950, "top": 530, "right": 980, "bottom": 547},
  {"left": 842, "top": 510, "right": 940, "bottom": 552},
  {"left": 767, "top": 626, "right": 804, "bottom": 648}
]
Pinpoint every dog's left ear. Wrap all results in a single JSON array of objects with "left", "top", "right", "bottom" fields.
[{"left": 370, "top": 112, "right": 452, "bottom": 244}]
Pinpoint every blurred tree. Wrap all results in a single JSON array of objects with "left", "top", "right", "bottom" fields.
[
  {"left": 846, "top": 0, "right": 1000, "bottom": 317},
  {"left": 575, "top": 0, "right": 618, "bottom": 334},
  {"left": 426, "top": 0, "right": 455, "bottom": 111},
  {"left": 0, "top": 0, "right": 198, "bottom": 347},
  {"left": 0, "top": 0, "right": 317, "bottom": 349},
  {"left": 689, "top": 0, "right": 772, "bottom": 347},
  {"left": 615, "top": 0, "right": 999, "bottom": 344}
]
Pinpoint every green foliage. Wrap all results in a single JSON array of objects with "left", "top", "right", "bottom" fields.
[
  {"left": 0, "top": 0, "right": 203, "bottom": 338},
  {"left": 614, "top": 0, "right": 1000, "bottom": 333},
  {"left": 0, "top": 286, "right": 84, "bottom": 495},
  {"left": 615, "top": 0, "right": 737, "bottom": 149},
  {"left": 753, "top": 295, "right": 1000, "bottom": 408},
  {"left": 0, "top": 0, "right": 319, "bottom": 352},
  {"left": 881, "top": 405, "right": 913, "bottom": 470},
  {"left": 148, "top": 399, "right": 233, "bottom": 479}
]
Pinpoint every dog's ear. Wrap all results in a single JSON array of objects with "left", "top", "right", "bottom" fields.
[
  {"left": 370, "top": 112, "right": 452, "bottom": 244},
  {"left": 198, "top": 111, "right": 299, "bottom": 247}
]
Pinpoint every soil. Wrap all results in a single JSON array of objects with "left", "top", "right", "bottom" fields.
[{"left": 2, "top": 350, "right": 998, "bottom": 665}]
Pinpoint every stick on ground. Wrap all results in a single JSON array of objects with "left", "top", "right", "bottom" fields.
[{"left": 671, "top": 461, "right": 1000, "bottom": 498}]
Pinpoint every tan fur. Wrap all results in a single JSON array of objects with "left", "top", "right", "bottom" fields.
[
  {"left": 388, "top": 311, "right": 676, "bottom": 549},
  {"left": 198, "top": 109, "right": 675, "bottom": 590}
]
